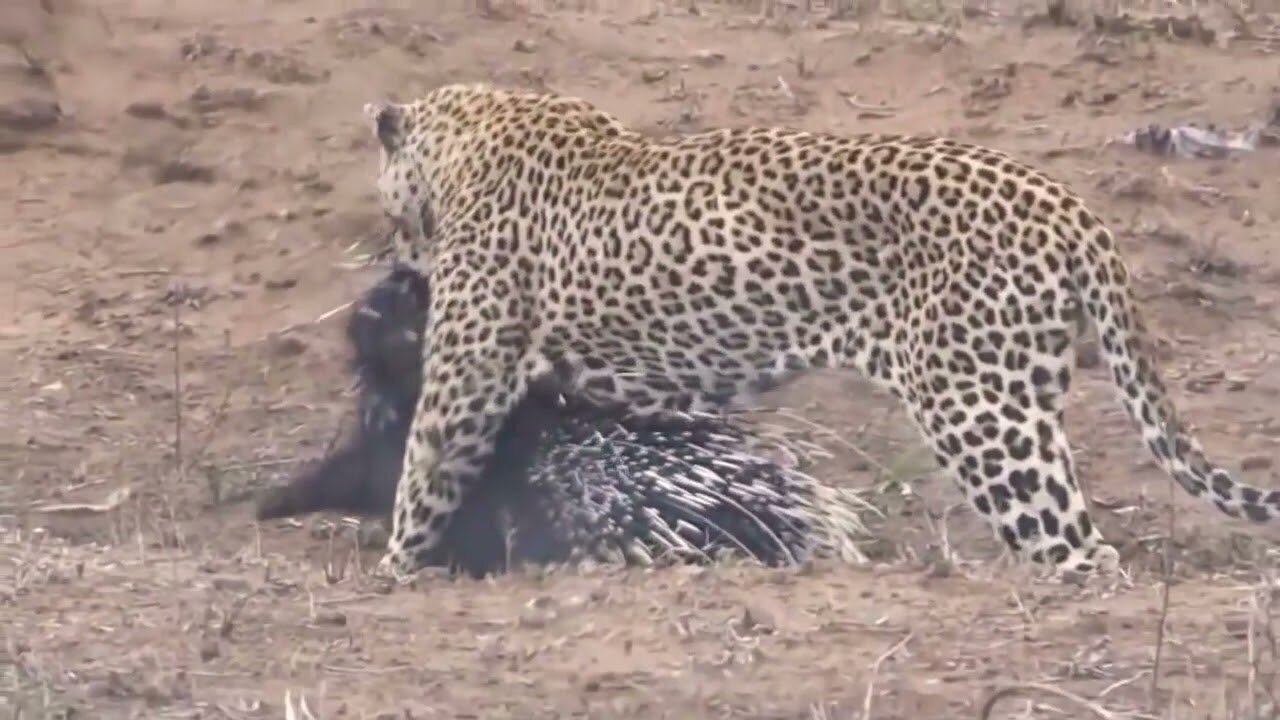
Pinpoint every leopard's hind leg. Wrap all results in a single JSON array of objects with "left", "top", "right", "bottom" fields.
[{"left": 894, "top": 306, "right": 1120, "bottom": 576}]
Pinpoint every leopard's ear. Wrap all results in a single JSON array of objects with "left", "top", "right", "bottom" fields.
[{"left": 363, "top": 101, "right": 406, "bottom": 153}]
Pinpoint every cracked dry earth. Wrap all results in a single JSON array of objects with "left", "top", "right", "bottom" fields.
[{"left": 4, "top": 0, "right": 1280, "bottom": 717}]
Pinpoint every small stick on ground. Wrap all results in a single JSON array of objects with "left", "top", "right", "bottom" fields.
[
  {"left": 1149, "top": 462, "right": 1177, "bottom": 704},
  {"left": 272, "top": 301, "right": 355, "bottom": 339},
  {"left": 173, "top": 299, "right": 184, "bottom": 482},
  {"left": 862, "top": 631, "right": 913, "bottom": 719},
  {"left": 977, "top": 683, "right": 1118, "bottom": 720},
  {"left": 30, "top": 486, "right": 132, "bottom": 515},
  {"left": 163, "top": 294, "right": 187, "bottom": 557}
]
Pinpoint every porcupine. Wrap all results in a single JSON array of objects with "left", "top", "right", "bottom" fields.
[{"left": 255, "top": 266, "right": 871, "bottom": 577}]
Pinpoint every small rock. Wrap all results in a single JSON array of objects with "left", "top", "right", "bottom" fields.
[
  {"left": 302, "top": 179, "right": 333, "bottom": 195},
  {"left": 1224, "top": 615, "right": 1251, "bottom": 638},
  {"left": 152, "top": 160, "right": 215, "bottom": 185},
  {"left": 0, "top": 97, "right": 61, "bottom": 131},
  {"left": 267, "top": 334, "right": 307, "bottom": 358},
  {"left": 1109, "top": 174, "right": 1156, "bottom": 200},
  {"left": 640, "top": 68, "right": 668, "bottom": 83},
  {"left": 1074, "top": 611, "right": 1109, "bottom": 635},
  {"left": 738, "top": 604, "right": 776, "bottom": 634},
  {"left": 518, "top": 605, "right": 557, "bottom": 628},
  {"left": 692, "top": 49, "right": 725, "bottom": 66},
  {"left": 210, "top": 576, "right": 251, "bottom": 592},
  {"left": 1185, "top": 368, "right": 1225, "bottom": 392},
  {"left": 1242, "top": 455, "right": 1272, "bottom": 472},
  {"left": 314, "top": 611, "right": 348, "bottom": 627},
  {"left": 217, "top": 217, "right": 245, "bottom": 234},
  {"left": 84, "top": 680, "right": 117, "bottom": 698},
  {"left": 199, "top": 639, "right": 220, "bottom": 661},
  {"left": 1140, "top": 222, "right": 1191, "bottom": 247},
  {"left": 125, "top": 101, "right": 168, "bottom": 120},
  {"left": 180, "top": 33, "right": 221, "bottom": 61},
  {"left": 512, "top": 38, "right": 536, "bottom": 53},
  {"left": 264, "top": 277, "right": 297, "bottom": 291},
  {"left": 189, "top": 85, "right": 266, "bottom": 114},
  {"left": 196, "top": 217, "right": 245, "bottom": 246}
]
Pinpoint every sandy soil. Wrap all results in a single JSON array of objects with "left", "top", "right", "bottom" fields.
[{"left": 5, "top": 0, "right": 1280, "bottom": 717}]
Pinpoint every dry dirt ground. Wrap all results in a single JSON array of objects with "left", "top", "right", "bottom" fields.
[{"left": 5, "top": 0, "right": 1280, "bottom": 717}]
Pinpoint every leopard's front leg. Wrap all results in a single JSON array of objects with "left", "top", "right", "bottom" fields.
[{"left": 376, "top": 272, "right": 532, "bottom": 579}]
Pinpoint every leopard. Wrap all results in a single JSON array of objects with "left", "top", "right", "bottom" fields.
[{"left": 361, "top": 81, "right": 1279, "bottom": 580}]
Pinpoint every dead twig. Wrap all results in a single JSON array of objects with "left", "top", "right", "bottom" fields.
[
  {"left": 115, "top": 268, "right": 172, "bottom": 278},
  {"left": 271, "top": 301, "right": 354, "bottom": 339},
  {"left": 978, "top": 683, "right": 1118, "bottom": 719},
  {"left": 29, "top": 486, "right": 133, "bottom": 515},
  {"left": 321, "top": 664, "right": 414, "bottom": 674},
  {"left": 863, "top": 631, "right": 913, "bottom": 719},
  {"left": 174, "top": 299, "right": 184, "bottom": 475},
  {"left": 163, "top": 296, "right": 187, "bottom": 553},
  {"left": 841, "top": 93, "right": 899, "bottom": 117},
  {"left": 1149, "top": 442, "right": 1177, "bottom": 704},
  {"left": 186, "top": 331, "right": 234, "bottom": 476},
  {"left": 284, "top": 689, "right": 319, "bottom": 720}
]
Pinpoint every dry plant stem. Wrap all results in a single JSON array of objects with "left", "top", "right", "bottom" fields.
[
  {"left": 186, "top": 330, "right": 234, "bottom": 474},
  {"left": 863, "top": 632, "right": 914, "bottom": 719},
  {"left": 977, "top": 683, "right": 1118, "bottom": 720},
  {"left": 1098, "top": 670, "right": 1149, "bottom": 700},
  {"left": 1249, "top": 590, "right": 1258, "bottom": 707},
  {"left": 1149, "top": 465, "right": 1177, "bottom": 705},
  {"left": 173, "top": 300, "right": 184, "bottom": 482},
  {"left": 1251, "top": 574, "right": 1280, "bottom": 712},
  {"left": 164, "top": 297, "right": 186, "bottom": 562}
]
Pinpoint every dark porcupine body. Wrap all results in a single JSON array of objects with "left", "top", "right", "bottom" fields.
[{"left": 256, "top": 266, "right": 867, "bottom": 577}]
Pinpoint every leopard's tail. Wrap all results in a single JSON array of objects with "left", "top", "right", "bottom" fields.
[{"left": 1074, "top": 219, "right": 1280, "bottom": 522}]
